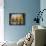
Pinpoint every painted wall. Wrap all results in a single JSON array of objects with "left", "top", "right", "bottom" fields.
[
  {"left": 40, "top": 0, "right": 46, "bottom": 27},
  {"left": 4, "top": 0, "right": 40, "bottom": 42},
  {"left": 0, "top": 0, "right": 4, "bottom": 42}
]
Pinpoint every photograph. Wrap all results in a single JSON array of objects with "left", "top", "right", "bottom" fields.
[{"left": 9, "top": 13, "right": 25, "bottom": 25}]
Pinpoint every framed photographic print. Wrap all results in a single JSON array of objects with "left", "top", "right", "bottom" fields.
[{"left": 9, "top": 13, "right": 25, "bottom": 25}]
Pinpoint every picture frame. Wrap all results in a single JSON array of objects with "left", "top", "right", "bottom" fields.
[{"left": 9, "top": 13, "right": 25, "bottom": 25}]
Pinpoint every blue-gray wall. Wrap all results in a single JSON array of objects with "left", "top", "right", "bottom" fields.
[
  {"left": 40, "top": 0, "right": 46, "bottom": 27},
  {"left": 4, "top": 0, "right": 40, "bottom": 42}
]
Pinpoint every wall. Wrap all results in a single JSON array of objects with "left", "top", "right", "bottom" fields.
[
  {"left": 40, "top": 0, "right": 46, "bottom": 27},
  {"left": 0, "top": 0, "right": 4, "bottom": 42},
  {"left": 4, "top": 0, "right": 40, "bottom": 42}
]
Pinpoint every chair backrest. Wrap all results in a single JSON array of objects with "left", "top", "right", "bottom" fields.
[{"left": 32, "top": 25, "right": 46, "bottom": 46}]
